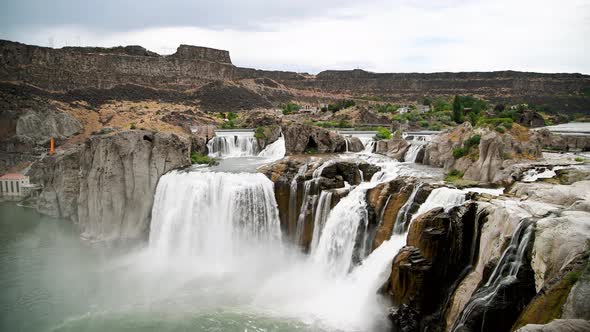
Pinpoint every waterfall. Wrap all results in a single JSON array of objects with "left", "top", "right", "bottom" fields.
[
  {"left": 259, "top": 136, "right": 286, "bottom": 161},
  {"left": 403, "top": 136, "right": 428, "bottom": 163},
  {"left": 207, "top": 132, "right": 259, "bottom": 158},
  {"left": 313, "top": 182, "right": 373, "bottom": 276},
  {"left": 310, "top": 191, "right": 333, "bottom": 254},
  {"left": 392, "top": 183, "right": 423, "bottom": 234},
  {"left": 452, "top": 219, "right": 535, "bottom": 331},
  {"left": 149, "top": 171, "right": 282, "bottom": 258},
  {"left": 412, "top": 187, "right": 466, "bottom": 221}
]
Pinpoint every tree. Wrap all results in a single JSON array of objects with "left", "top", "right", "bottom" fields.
[{"left": 452, "top": 95, "right": 464, "bottom": 123}]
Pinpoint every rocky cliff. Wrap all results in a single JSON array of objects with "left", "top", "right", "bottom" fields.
[
  {"left": 28, "top": 130, "right": 191, "bottom": 241},
  {"left": 2, "top": 40, "right": 589, "bottom": 114}
]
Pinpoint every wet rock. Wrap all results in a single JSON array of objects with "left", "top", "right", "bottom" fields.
[
  {"left": 375, "top": 137, "right": 410, "bottom": 160},
  {"left": 513, "top": 253, "right": 589, "bottom": 330},
  {"left": 345, "top": 136, "right": 364, "bottom": 152},
  {"left": 515, "top": 319, "right": 590, "bottom": 332}
]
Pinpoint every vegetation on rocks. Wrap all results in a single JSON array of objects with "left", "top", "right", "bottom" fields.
[
  {"left": 374, "top": 127, "right": 392, "bottom": 140},
  {"left": 191, "top": 152, "right": 218, "bottom": 166},
  {"left": 452, "top": 134, "right": 481, "bottom": 159},
  {"left": 282, "top": 102, "right": 301, "bottom": 115}
]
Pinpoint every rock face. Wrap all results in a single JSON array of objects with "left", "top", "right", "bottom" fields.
[
  {"left": 259, "top": 157, "right": 380, "bottom": 249},
  {"left": 537, "top": 129, "right": 590, "bottom": 152},
  {"left": 422, "top": 123, "right": 544, "bottom": 183},
  {"left": 375, "top": 138, "right": 410, "bottom": 160},
  {"left": 281, "top": 122, "right": 345, "bottom": 155},
  {"left": 28, "top": 130, "right": 191, "bottom": 241},
  {"left": 2, "top": 40, "right": 589, "bottom": 114},
  {"left": 517, "top": 110, "right": 546, "bottom": 128},
  {"left": 16, "top": 110, "right": 82, "bottom": 144},
  {"left": 387, "top": 204, "right": 481, "bottom": 332},
  {"left": 515, "top": 319, "right": 590, "bottom": 332}
]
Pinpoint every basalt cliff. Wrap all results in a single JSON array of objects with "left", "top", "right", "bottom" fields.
[{"left": 1, "top": 39, "right": 589, "bottom": 114}]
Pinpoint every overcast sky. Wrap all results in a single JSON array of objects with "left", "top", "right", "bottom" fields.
[{"left": 1, "top": 0, "right": 589, "bottom": 74}]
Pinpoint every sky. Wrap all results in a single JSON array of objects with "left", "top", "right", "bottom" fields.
[{"left": 1, "top": 0, "right": 589, "bottom": 74}]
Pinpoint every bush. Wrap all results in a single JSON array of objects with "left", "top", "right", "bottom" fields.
[
  {"left": 464, "top": 135, "right": 481, "bottom": 149},
  {"left": 477, "top": 117, "right": 513, "bottom": 127},
  {"left": 453, "top": 147, "right": 468, "bottom": 159},
  {"left": 130, "top": 123, "right": 137, "bottom": 129},
  {"left": 575, "top": 157, "right": 586, "bottom": 162},
  {"left": 445, "top": 169, "right": 464, "bottom": 182},
  {"left": 282, "top": 102, "right": 301, "bottom": 115},
  {"left": 495, "top": 126, "right": 506, "bottom": 133},
  {"left": 419, "top": 120, "right": 429, "bottom": 128},
  {"left": 429, "top": 123, "right": 442, "bottom": 131},
  {"left": 374, "top": 127, "right": 392, "bottom": 140},
  {"left": 254, "top": 127, "right": 266, "bottom": 139},
  {"left": 190, "top": 152, "right": 218, "bottom": 166}
]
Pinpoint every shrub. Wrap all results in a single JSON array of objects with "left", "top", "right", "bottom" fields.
[
  {"left": 254, "top": 127, "right": 266, "bottom": 139},
  {"left": 190, "top": 152, "right": 218, "bottom": 166},
  {"left": 429, "top": 123, "right": 442, "bottom": 131},
  {"left": 495, "top": 126, "right": 506, "bottom": 133},
  {"left": 477, "top": 117, "right": 513, "bottom": 127},
  {"left": 464, "top": 135, "right": 481, "bottom": 149},
  {"left": 575, "top": 157, "right": 586, "bottom": 162},
  {"left": 453, "top": 147, "right": 468, "bottom": 159},
  {"left": 282, "top": 102, "right": 301, "bottom": 115},
  {"left": 419, "top": 120, "right": 429, "bottom": 128},
  {"left": 445, "top": 169, "right": 464, "bottom": 182},
  {"left": 374, "top": 127, "right": 392, "bottom": 140},
  {"left": 130, "top": 123, "right": 137, "bottom": 129}
]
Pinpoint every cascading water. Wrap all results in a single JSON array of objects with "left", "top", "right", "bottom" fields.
[
  {"left": 258, "top": 135, "right": 286, "bottom": 161},
  {"left": 412, "top": 187, "right": 466, "bottom": 221},
  {"left": 207, "top": 131, "right": 259, "bottom": 158},
  {"left": 310, "top": 191, "right": 333, "bottom": 254},
  {"left": 149, "top": 170, "right": 282, "bottom": 259},
  {"left": 403, "top": 135, "right": 429, "bottom": 163},
  {"left": 452, "top": 218, "right": 535, "bottom": 332},
  {"left": 392, "top": 183, "right": 423, "bottom": 234}
]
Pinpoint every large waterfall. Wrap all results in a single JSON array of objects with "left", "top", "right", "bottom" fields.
[{"left": 149, "top": 171, "right": 282, "bottom": 258}]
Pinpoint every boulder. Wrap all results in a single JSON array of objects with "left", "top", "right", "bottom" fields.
[
  {"left": 281, "top": 122, "right": 345, "bottom": 154},
  {"left": 515, "top": 319, "right": 590, "bottom": 332},
  {"left": 375, "top": 137, "right": 410, "bottom": 160},
  {"left": 517, "top": 110, "right": 546, "bottom": 128},
  {"left": 345, "top": 136, "right": 364, "bottom": 152}
]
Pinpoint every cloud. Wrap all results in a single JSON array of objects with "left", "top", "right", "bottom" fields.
[{"left": 1, "top": 0, "right": 588, "bottom": 74}]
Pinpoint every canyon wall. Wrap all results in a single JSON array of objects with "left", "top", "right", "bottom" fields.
[{"left": 1, "top": 40, "right": 589, "bottom": 113}]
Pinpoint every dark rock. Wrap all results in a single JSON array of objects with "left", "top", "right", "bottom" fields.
[{"left": 281, "top": 122, "right": 345, "bottom": 155}]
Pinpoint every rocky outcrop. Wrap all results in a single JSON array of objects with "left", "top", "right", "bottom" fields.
[
  {"left": 422, "top": 123, "right": 544, "bottom": 183},
  {"left": 537, "top": 129, "right": 590, "bottom": 152},
  {"left": 281, "top": 122, "right": 346, "bottom": 155},
  {"left": 27, "top": 130, "right": 191, "bottom": 241},
  {"left": 515, "top": 319, "right": 590, "bottom": 332},
  {"left": 16, "top": 110, "right": 82, "bottom": 144},
  {"left": 259, "top": 157, "right": 380, "bottom": 247},
  {"left": 375, "top": 138, "right": 410, "bottom": 160},
  {"left": 387, "top": 204, "right": 481, "bottom": 332},
  {"left": 517, "top": 110, "right": 546, "bottom": 128}
]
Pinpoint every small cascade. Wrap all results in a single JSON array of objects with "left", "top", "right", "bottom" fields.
[
  {"left": 403, "top": 136, "right": 429, "bottom": 163},
  {"left": 294, "top": 160, "right": 336, "bottom": 245},
  {"left": 288, "top": 163, "right": 308, "bottom": 241},
  {"left": 258, "top": 136, "right": 286, "bottom": 161},
  {"left": 313, "top": 182, "right": 373, "bottom": 276},
  {"left": 392, "top": 183, "right": 423, "bottom": 234},
  {"left": 310, "top": 191, "right": 333, "bottom": 254},
  {"left": 207, "top": 132, "right": 259, "bottom": 158},
  {"left": 412, "top": 187, "right": 466, "bottom": 221},
  {"left": 149, "top": 171, "right": 282, "bottom": 258},
  {"left": 452, "top": 219, "right": 535, "bottom": 332}
]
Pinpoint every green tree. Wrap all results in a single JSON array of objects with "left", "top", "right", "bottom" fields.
[{"left": 452, "top": 95, "right": 464, "bottom": 123}]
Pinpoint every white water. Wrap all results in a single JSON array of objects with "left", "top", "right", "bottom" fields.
[
  {"left": 412, "top": 187, "right": 467, "bottom": 221},
  {"left": 150, "top": 171, "right": 282, "bottom": 259},
  {"left": 310, "top": 191, "right": 333, "bottom": 254},
  {"left": 207, "top": 131, "right": 259, "bottom": 158},
  {"left": 521, "top": 166, "right": 565, "bottom": 182},
  {"left": 259, "top": 136, "right": 287, "bottom": 161}
]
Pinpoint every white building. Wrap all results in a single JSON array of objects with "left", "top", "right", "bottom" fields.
[
  {"left": 0, "top": 173, "right": 29, "bottom": 197},
  {"left": 397, "top": 106, "right": 411, "bottom": 114}
]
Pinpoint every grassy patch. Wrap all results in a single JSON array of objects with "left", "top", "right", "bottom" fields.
[
  {"left": 575, "top": 157, "right": 586, "bottom": 163},
  {"left": 191, "top": 152, "right": 218, "bottom": 166},
  {"left": 254, "top": 126, "right": 266, "bottom": 139},
  {"left": 374, "top": 127, "right": 392, "bottom": 140}
]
